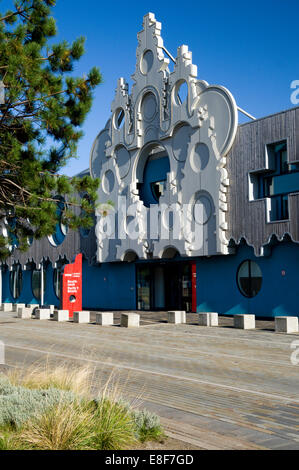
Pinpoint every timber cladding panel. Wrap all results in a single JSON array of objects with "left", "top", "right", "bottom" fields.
[
  {"left": 227, "top": 106, "right": 299, "bottom": 255},
  {"left": 3, "top": 223, "right": 97, "bottom": 269}
]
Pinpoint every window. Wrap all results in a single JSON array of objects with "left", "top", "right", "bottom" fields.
[
  {"left": 237, "top": 260, "right": 262, "bottom": 298},
  {"left": 32, "top": 268, "right": 46, "bottom": 301},
  {"left": 9, "top": 264, "right": 23, "bottom": 299},
  {"left": 53, "top": 260, "right": 68, "bottom": 299},
  {"left": 138, "top": 146, "right": 170, "bottom": 208},
  {"left": 251, "top": 140, "right": 299, "bottom": 221},
  {"left": 48, "top": 197, "right": 68, "bottom": 246}
]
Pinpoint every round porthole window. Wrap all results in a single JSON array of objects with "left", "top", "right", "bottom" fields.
[
  {"left": 48, "top": 197, "right": 68, "bottom": 247},
  {"left": 113, "top": 108, "right": 125, "bottom": 129},
  {"left": 237, "top": 260, "right": 262, "bottom": 298}
]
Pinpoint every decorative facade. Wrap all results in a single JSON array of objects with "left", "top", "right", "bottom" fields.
[
  {"left": 1, "top": 14, "right": 298, "bottom": 318},
  {"left": 90, "top": 13, "right": 238, "bottom": 262}
]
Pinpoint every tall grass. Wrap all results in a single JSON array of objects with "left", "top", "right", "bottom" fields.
[
  {"left": 1, "top": 361, "right": 164, "bottom": 450},
  {"left": 7, "top": 361, "right": 94, "bottom": 396},
  {"left": 18, "top": 401, "right": 95, "bottom": 450}
]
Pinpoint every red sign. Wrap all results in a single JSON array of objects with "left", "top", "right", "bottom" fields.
[{"left": 62, "top": 253, "right": 82, "bottom": 319}]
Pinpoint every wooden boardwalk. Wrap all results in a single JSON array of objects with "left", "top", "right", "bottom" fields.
[{"left": 0, "top": 310, "right": 298, "bottom": 450}]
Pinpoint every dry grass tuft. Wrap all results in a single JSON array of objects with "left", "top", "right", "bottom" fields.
[
  {"left": 7, "top": 360, "right": 95, "bottom": 396},
  {"left": 18, "top": 400, "right": 95, "bottom": 450}
]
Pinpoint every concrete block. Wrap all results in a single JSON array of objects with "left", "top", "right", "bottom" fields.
[
  {"left": 73, "top": 311, "right": 90, "bottom": 324},
  {"left": 168, "top": 311, "right": 186, "bottom": 324},
  {"left": 121, "top": 313, "right": 140, "bottom": 328},
  {"left": 234, "top": 314, "right": 255, "bottom": 330},
  {"left": 198, "top": 312, "right": 218, "bottom": 327},
  {"left": 53, "top": 310, "right": 69, "bottom": 322},
  {"left": 12, "top": 303, "right": 26, "bottom": 312},
  {"left": 17, "top": 307, "right": 32, "bottom": 319},
  {"left": 1, "top": 303, "right": 13, "bottom": 312},
  {"left": 26, "top": 304, "right": 39, "bottom": 313},
  {"left": 35, "top": 309, "right": 51, "bottom": 320},
  {"left": 96, "top": 312, "right": 114, "bottom": 326},
  {"left": 275, "top": 316, "right": 299, "bottom": 334},
  {"left": 43, "top": 304, "right": 55, "bottom": 314}
]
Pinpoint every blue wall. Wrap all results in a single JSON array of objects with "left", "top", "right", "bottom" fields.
[
  {"left": 82, "top": 260, "right": 136, "bottom": 310},
  {"left": 2, "top": 241, "right": 298, "bottom": 317},
  {"left": 196, "top": 241, "right": 299, "bottom": 317},
  {"left": 2, "top": 264, "right": 59, "bottom": 307}
]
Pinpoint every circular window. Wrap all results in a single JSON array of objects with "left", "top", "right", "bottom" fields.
[
  {"left": 237, "top": 260, "right": 262, "bottom": 298},
  {"left": 113, "top": 108, "right": 125, "bottom": 129},
  {"left": 48, "top": 197, "right": 68, "bottom": 247},
  {"left": 174, "top": 80, "right": 188, "bottom": 106},
  {"left": 32, "top": 268, "right": 47, "bottom": 301},
  {"left": 9, "top": 264, "right": 23, "bottom": 299}
]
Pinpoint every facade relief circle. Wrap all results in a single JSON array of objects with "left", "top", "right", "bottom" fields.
[
  {"left": 140, "top": 49, "right": 154, "bottom": 75},
  {"left": 193, "top": 192, "right": 213, "bottom": 224},
  {"left": 190, "top": 142, "right": 210, "bottom": 173},
  {"left": 141, "top": 92, "right": 157, "bottom": 122},
  {"left": 90, "top": 128, "right": 111, "bottom": 179},
  {"left": 102, "top": 169, "right": 115, "bottom": 194},
  {"left": 115, "top": 145, "right": 131, "bottom": 179},
  {"left": 172, "top": 123, "right": 193, "bottom": 162}
]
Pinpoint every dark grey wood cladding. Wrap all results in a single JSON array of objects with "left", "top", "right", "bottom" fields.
[
  {"left": 227, "top": 106, "right": 299, "bottom": 255},
  {"left": 3, "top": 219, "right": 97, "bottom": 268}
]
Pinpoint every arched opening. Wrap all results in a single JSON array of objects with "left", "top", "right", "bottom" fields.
[
  {"left": 161, "top": 246, "right": 180, "bottom": 259},
  {"left": 122, "top": 250, "right": 139, "bottom": 262},
  {"left": 9, "top": 264, "right": 23, "bottom": 299}
]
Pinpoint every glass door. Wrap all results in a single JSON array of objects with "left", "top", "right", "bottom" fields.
[{"left": 136, "top": 266, "right": 152, "bottom": 310}]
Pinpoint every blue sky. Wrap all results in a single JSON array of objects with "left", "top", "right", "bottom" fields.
[{"left": 4, "top": 0, "right": 299, "bottom": 175}]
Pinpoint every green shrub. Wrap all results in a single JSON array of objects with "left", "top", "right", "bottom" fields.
[
  {"left": 132, "top": 408, "right": 164, "bottom": 443},
  {"left": 0, "top": 375, "right": 75, "bottom": 429}
]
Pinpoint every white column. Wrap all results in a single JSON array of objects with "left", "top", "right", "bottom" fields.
[
  {"left": 0, "top": 269, "right": 2, "bottom": 305},
  {"left": 40, "top": 264, "right": 44, "bottom": 307}
]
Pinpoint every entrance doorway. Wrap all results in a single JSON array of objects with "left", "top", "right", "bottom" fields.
[{"left": 136, "top": 261, "right": 195, "bottom": 312}]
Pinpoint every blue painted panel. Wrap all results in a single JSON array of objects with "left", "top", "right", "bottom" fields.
[
  {"left": 196, "top": 241, "right": 299, "bottom": 317},
  {"left": 82, "top": 260, "right": 136, "bottom": 310},
  {"left": 272, "top": 172, "right": 299, "bottom": 195},
  {"left": 2, "top": 269, "right": 37, "bottom": 304},
  {"left": 44, "top": 264, "right": 60, "bottom": 307}
]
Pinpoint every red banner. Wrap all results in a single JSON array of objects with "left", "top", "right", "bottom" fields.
[{"left": 62, "top": 253, "right": 82, "bottom": 319}]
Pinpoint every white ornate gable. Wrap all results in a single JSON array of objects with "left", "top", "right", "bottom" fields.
[{"left": 90, "top": 13, "right": 238, "bottom": 262}]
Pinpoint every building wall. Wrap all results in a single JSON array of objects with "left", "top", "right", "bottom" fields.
[
  {"left": 227, "top": 107, "right": 299, "bottom": 254},
  {"left": 197, "top": 240, "right": 299, "bottom": 317},
  {"left": 82, "top": 260, "right": 136, "bottom": 310}
]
